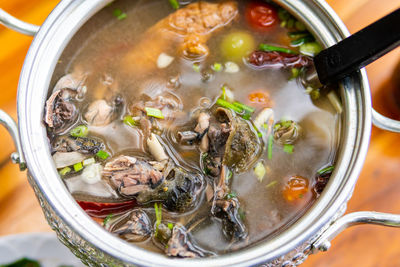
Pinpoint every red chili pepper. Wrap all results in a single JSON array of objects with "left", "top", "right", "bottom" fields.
[{"left": 77, "top": 199, "right": 137, "bottom": 218}]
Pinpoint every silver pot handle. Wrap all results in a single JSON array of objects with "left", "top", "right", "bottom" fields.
[
  {"left": 0, "top": 110, "right": 27, "bottom": 171},
  {"left": 312, "top": 211, "right": 400, "bottom": 252},
  {"left": 372, "top": 108, "right": 400, "bottom": 133},
  {"left": 0, "top": 8, "right": 39, "bottom": 36}
]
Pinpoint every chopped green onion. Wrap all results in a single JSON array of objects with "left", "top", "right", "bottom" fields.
[
  {"left": 96, "top": 150, "right": 110, "bottom": 160},
  {"left": 288, "top": 31, "right": 309, "bottom": 39},
  {"left": 254, "top": 162, "right": 266, "bottom": 182},
  {"left": 113, "top": 8, "right": 127, "bottom": 20},
  {"left": 300, "top": 42, "right": 322, "bottom": 56},
  {"left": 123, "top": 115, "right": 137, "bottom": 127},
  {"left": 212, "top": 62, "right": 223, "bottom": 72},
  {"left": 267, "top": 135, "right": 273, "bottom": 160},
  {"left": 242, "top": 113, "right": 252, "bottom": 120},
  {"left": 257, "top": 132, "right": 263, "bottom": 137},
  {"left": 216, "top": 98, "right": 243, "bottom": 114},
  {"left": 259, "top": 44, "right": 297, "bottom": 54},
  {"left": 266, "top": 180, "right": 277, "bottom": 189},
  {"left": 310, "top": 88, "right": 320, "bottom": 100},
  {"left": 83, "top": 157, "right": 95, "bottom": 166},
  {"left": 278, "top": 8, "right": 291, "bottom": 21},
  {"left": 169, "top": 0, "right": 180, "bottom": 10},
  {"left": 154, "top": 203, "right": 162, "bottom": 237},
  {"left": 192, "top": 63, "right": 201, "bottom": 72},
  {"left": 145, "top": 107, "right": 164, "bottom": 119},
  {"left": 103, "top": 214, "right": 113, "bottom": 226},
  {"left": 291, "top": 68, "right": 300, "bottom": 79},
  {"left": 262, "top": 123, "right": 269, "bottom": 130},
  {"left": 318, "top": 165, "right": 334, "bottom": 175},
  {"left": 59, "top": 166, "right": 71, "bottom": 176},
  {"left": 290, "top": 35, "right": 315, "bottom": 46},
  {"left": 70, "top": 125, "right": 89, "bottom": 138},
  {"left": 233, "top": 101, "right": 255, "bottom": 114},
  {"left": 283, "top": 144, "right": 294, "bottom": 154},
  {"left": 287, "top": 18, "right": 295, "bottom": 29},
  {"left": 226, "top": 191, "right": 237, "bottom": 199},
  {"left": 73, "top": 162, "right": 83, "bottom": 172},
  {"left": 167, "top": 223, "right": 174, "bottom": 230}
]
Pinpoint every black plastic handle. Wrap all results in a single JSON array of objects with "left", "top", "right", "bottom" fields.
[{"left": 314, "top": 8, "right": 400, "bottom": 85}]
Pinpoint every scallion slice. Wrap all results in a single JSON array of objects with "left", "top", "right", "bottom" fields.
[
  {"left": 59, "top": 166, "right": 71, "bottom": 176},
  {"left": 216, "top": 98, "right": 243, "bottom": 114},
  {"left": 212, "top": 62, "right": 223, "bottom": 72},
  {"left": 259, "top": 44, "right": 297, "bottom": 54},
  {"left": 96, "top": 150, "right": 110, "bottom": 160},
  {"left": 73, "top": 162, "right": 83, "bottom": 172},
  {"left": 267, "top": 135, "right": 273, "bottom": 160},
  {"left": 113, "top": 8, "right": 127, "bottom": 20},
  {"left": 123, "top": 115, "right": 138, "bottom": 127},
  {"left": 169, "top": 0, "right": 180, "bottom": 10},
  {"left": 167, "top": 223, "right": 174, "bottom": 230},
  {"left": 318, "top": 165, "right": 334, "bottom": 175},
  {"left": 266, "top": 180, "right": 277, "bottom": 189},
  {"left": 70, "top": 125, "right": 89, "bottom": 138},
  {"left": 145, "top": 107, "right": 164, "bottom": 119},
  {"left": 300, "top": 42, "right": 322, "bottom": 56},
  {"left": 232, "top": 101, "right": 255, "bottom": 114}
]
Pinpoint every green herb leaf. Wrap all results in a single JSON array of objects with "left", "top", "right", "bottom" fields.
[
  {"left": 283, "top": 144, "right": 294, "bottom": 154},
  {"left": 73, "top": 162, "right": 83, "bottom": 172},
  {"left": 59, "top": 166, "right": 71, "bottom": 176},
  {"left": 70, "top": 125, "right": 88, "bottom": 138},
  {"left": 318, "top": 165, "right": 334, "bottom": 175},
  {"left": 259, "top": 44, "right": 297, "bottom": 54},
  {"left": 169, "top": 0, "right": 180, "bottom": 10},
  {"left": 226, "top": 191, "right": 237, "bottom": 199},
  {"left": 113, "top": 8, "right": 127, "bottom": 20},
  {"left": 154, "top": 203, "right": 163, "bottom": 237},
  {"left": 145, "top": 107, "right": 164, "bottom": 119},
  {"left": 267, "top": 135, "right": 273, "bottom": 160},
  {"left": 96, "top": 150, "right": 110, "bottom": 160},
  {"left": 103, "top": 214, "right": 113, "bottom": 226}
]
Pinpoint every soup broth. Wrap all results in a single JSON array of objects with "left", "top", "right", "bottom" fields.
[{"left": 45, "top": 0, "right": 340, "bottom": 257}]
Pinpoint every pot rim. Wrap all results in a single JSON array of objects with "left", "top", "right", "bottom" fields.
[{"left": 17, "top": 0, "right": 371, "bottom": 266}]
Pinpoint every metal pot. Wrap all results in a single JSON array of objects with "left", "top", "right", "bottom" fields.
[{"left": 1, "top": 1, "right": 400, "bottom": 266}]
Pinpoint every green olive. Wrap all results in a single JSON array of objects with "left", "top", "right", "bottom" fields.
[{"left": 221, "top": 31, "right": 256, "bottom": 62}]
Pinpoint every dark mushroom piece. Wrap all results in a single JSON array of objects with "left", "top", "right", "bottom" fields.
[
  {"left": 106, "top": 209, "right": 152, "bottom": 242},
  {"left": 248, "top": 50, "right": 312, "bottom": 69}
]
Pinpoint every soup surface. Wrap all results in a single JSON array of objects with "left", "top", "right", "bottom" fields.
[{"left": 44, "top": 0, "right": 340, "bottom": 257}]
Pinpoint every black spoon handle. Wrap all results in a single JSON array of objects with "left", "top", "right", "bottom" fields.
[{"left": 314, "top": 8, "right": 400, "bottom": 85}]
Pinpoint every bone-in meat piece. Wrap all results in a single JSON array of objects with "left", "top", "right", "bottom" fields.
[{"left": 121, "top": 1, "right": 238, "bottom": 76}]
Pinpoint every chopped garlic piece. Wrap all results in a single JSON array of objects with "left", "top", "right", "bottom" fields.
[
  {"left": 157, "top": 53, "right": 174, "bottom": 69},
  {"left": 224, "top": 62, "right": 239, "bottom": 73}
]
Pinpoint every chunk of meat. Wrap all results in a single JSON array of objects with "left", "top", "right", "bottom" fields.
[
  {"left": 108, "top": 209, "right": 152, "bottom": 242},
  {"left": 103, "top": 156, "right": 164, "bottom": 197},
  {"left": 248, "top": 51, "right": 312, "bottom": 69},
  {"left": 52, "top": 136, "right": 105, "bottom": 154},
  {"left": 121, "top": 1, "right": 238, "bottom": 76},
  {"left": 44, "top": 88, "right": 78, "bottom": 130},
  {"left": 85, "top": 99, "right": 114, "bottom": 126},
  {"left": 165, "top": 224, "right": 209, "bottom": 258}
]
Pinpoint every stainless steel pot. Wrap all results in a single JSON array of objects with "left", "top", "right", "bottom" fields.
[{"left": 1, "top": 1, "right": 400, "bottom": 266}]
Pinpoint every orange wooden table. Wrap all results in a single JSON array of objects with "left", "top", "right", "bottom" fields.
[{"left": 0, "top": 1, "right": 399, "bottom": 266}]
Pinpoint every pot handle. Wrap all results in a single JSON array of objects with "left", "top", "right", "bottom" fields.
[
  {"left": 0, "top": 110, "right": 27, "bottom": 171},
  {"left": 0, "top": 8, "right": 39, "bottom": 36},
  {"left": 372, "top": 108, "right": 400, "bottom": 133},
  {"left": 312, "top": 211, "right": 400, "bottom": 253}
]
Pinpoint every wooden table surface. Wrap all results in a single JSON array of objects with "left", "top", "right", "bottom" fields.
[{"left": 0, "top": 0, "right": 399, "bottom": 266}]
